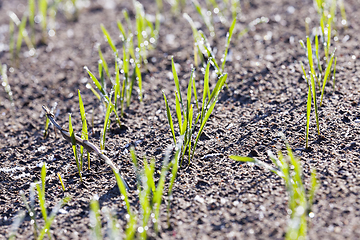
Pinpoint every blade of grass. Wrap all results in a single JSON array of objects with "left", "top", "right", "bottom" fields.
[
  {"left": 69, "top": 113, "right": 83, "bottom": 182},
  {"left": 101, "top": 94, "right": 112, "bottom": 151},
  {"left": 89, "top": 196, "right": 102, "bottom": 240},
  {"left": 57, "top": 173, "right": 66, "bottom": 191},
  {"left": 163, "top": 91, "right": 177, "bottom": 145},
  {"left": 100, "top": 24, "right": 117, "bottom": 53},
  {"left": 332, "top": 56, "right": 337, "bottom": 91},
  {"left": 135, "top": 63, "right": 143, "bottom": 102},
  {"left": 307, "top": 37, "right": 320, "bottom": 135},
  {"left": 29, "top": 0, "right": 35, "bottom": 45},
  {"left": 78, "top": 90, "right": 91, "bottom": 170},
  {"left": 320, "top": 51, "right": 335, "bottom": 106},
  {"left": 37, "top": 196, "right": 71, "bottom": 240},
  {"left": 98, "top": 46, "right": 110, "bottom": 79},
  {"left": 221, "top": 17, "right": 236, "bottom": 73}
]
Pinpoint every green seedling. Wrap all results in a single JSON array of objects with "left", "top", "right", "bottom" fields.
[
  {"left": 98, "top": 45, "right": 111, "bottom": 82},
  {"left": 28, "top": 0, "right": 35, "bottom": 45},
  {"left": 89, "top": 143, "right": 181, "bottom": 240},
  {"left": 90, "top": 138, "right": 182, "bottom": 239},
  {"left": 1, "top": 64, "right": 14, "bottom": 107},
  {"left": 163, "top": 58, "right": 227, "bottom": 166},
  {"left": 78, "top": 90, "right": 91, "bottom": 170},
  {"left": 299, "top": 35, "right": 336, "bottom": 148},
  {"left": 221, "top": 17, "right": 236, "bottom": 73},
  {"left": 57, "top": 173, "right": 66, "bottom": 191},
  {"left": 184, "top": 13, "right": 236, "bottom": 76},
  {"left": 101, "top": 92, "right": 112, "bottom": 151},
  {"left": 8, "top": 11, "right": 35, "bottom": 60},
  {"left": 42, "top": 105, "right": 129, "bottom": 189},
  {"left": 69, "top": 113, "right": 83, "bottom": 182},
  {"left": 39, "top": 0, "right": 48, "bottom": 42},
  {"left": 338, "top": 0, "right": 347, "bottom": 27},
  {"left": 230, "top": 134, "right": 318, "bottom": 240},
  {"left": 84, "top": 66, "right": 121, "bottom": 125},
  {"left": 96, "top": 2, "right": 160, "bottom": 110},
  {"left": 13, "top": 163, "right": 71, "bottom": 240},
  {"left": 100, "top": 24, "right": 117, "bottom": 54},
  {"left": 205, "top": 0, "right": 226, "bottom": 25},
  {"left": 89, "top": 196, "right": 102, "bottom": 240},
  {"left": 192, "top": 0, "right": 215, "bottom": 37}
]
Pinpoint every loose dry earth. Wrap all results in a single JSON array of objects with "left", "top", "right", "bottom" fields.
[{"left": 1, "top": 0, "right": 360, "bottom": 239}]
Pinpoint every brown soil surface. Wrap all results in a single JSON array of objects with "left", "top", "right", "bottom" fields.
[{"left": 1, "top": 0, "right": 360, "bottom": 239}]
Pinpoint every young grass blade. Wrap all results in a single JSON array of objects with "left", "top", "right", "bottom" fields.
[
  {"left": 89, "top": 197, "right": 102, "bottom": 240},
  {"left": 308, "top": 168, "right": 318, "bottom": 211},
  {"left": 114, "top": 169, "right": 131, "bottom": 215},
  {"left": 125, "top": 214, "right": 137, "bottom": 240},
  {"left": 306, "top": 82, "right": 312, "bottom": 149},
  {"left": 192, "top": 0, "right": 215, "bottom": 37},
  {"left": 209, "top": 73, "right": 227, "bottom": 105},
  {"left": 86, "top": 83, "right": 101, "bottom": 101},
  {"left": 135, "top": 63, "right": 143, "bottom": 102},
  {"left": 78, "top": 90, "right": 91, "bottom": 170},
  {"left": 326, "top": 21, "right": 332, "bottom": 62},
  {"left": 310, "top": 73, "right": 320, "bottom": 135},
  {"left": 98, "top": 60, "right": 104, "bottom": 88},
  {"left": 199, "top": 32, "right": 221, "bottom": 73},
  {"left": 101, "top": 94, "right": 112, "bottom": 151},
  {"left": 16, "top": 15, "right": 27, "bottom": 58},
  {"left": 315, "top": 34, "right": 323, "bottom": 74},
  {"left": 229, "top": 155, "right": 256, "bottom": 162},
  {"left": 38, "top": 196, "right": 71, "bottom": 240},
  {"left": 306, "top": 36, "right": 319, "bottom": 87},
  {"left": 117, "top": 20, "right": 127, "bottom": 41},
  {"left": 98, "top": 46, "right": 110, "bottom": 80},
  {"left": 175, "top": 91, "right": 183, "bottom": 134},
  {"left": 183, "top": 13, "right": 205, "bottom": 65},
  {"left": 300, "top": 62, "right": 312, "bottom": 149},
  {"left": 100, "top": 24, "right": 117, "bottom": 53},
  {"left": 126, "top": 68, "right": 136, "bottom": 107},
  {"left": 57, "top": 173, "right": 66, "bottom": 191},
  {"left": 153, "top": 146, "right": 172, "bottom": 232},
  {"left": 163, "top": 91, "right": 177, "bottom": 145},
  {"left": 84, "top": 66, "right": 108, "bottom": 98},
  {"left": 306, "top": 37, "right": 320, "bottom": 135},
  {"left": 187, "top": 104, "right": 194, "bottom": 162},
  {"left": 192, "top": 71, "right": 199, "bottom": 110},
  {"left": 332, "top": 57, "right": 337, "bottom": 91},
  {"left": 320, "top": 51, "right": 335, "bottom": 106},
  {"left": 221, "top": 17, "right": 236, "bottom": 73},
  {"left": 172, "top": 57, "right": 183, "bottom": 105},
  {"left": 69, "top": 113, "right": 83, "bottom": 182},
  {"left": 29, "top": 0, "right": 35, "bottom": 45},
  {"left": 115, "top": 56, "right": 121, "bottom": 93},
  {"left": 230, "top": 155, "right": 281, "bottom": 176},
  {"left": 190, "top": 95, "right": 217, "bottom": 161},
  {"left": 39, "top": 0, "right": 48, "bottom": 37},
  {"left": 339, "top": 0, "right": 347, "bottom": 28},
  {"left": 202, "top": 60, "right": 211, "bottom": 104},
  {"left": 186, "top": 70, "right": 193, "bottom": 118}
]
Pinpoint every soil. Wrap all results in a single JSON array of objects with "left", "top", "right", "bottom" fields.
[{"left": 1, "top": 0, "right": 360, "bottom": 239}]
